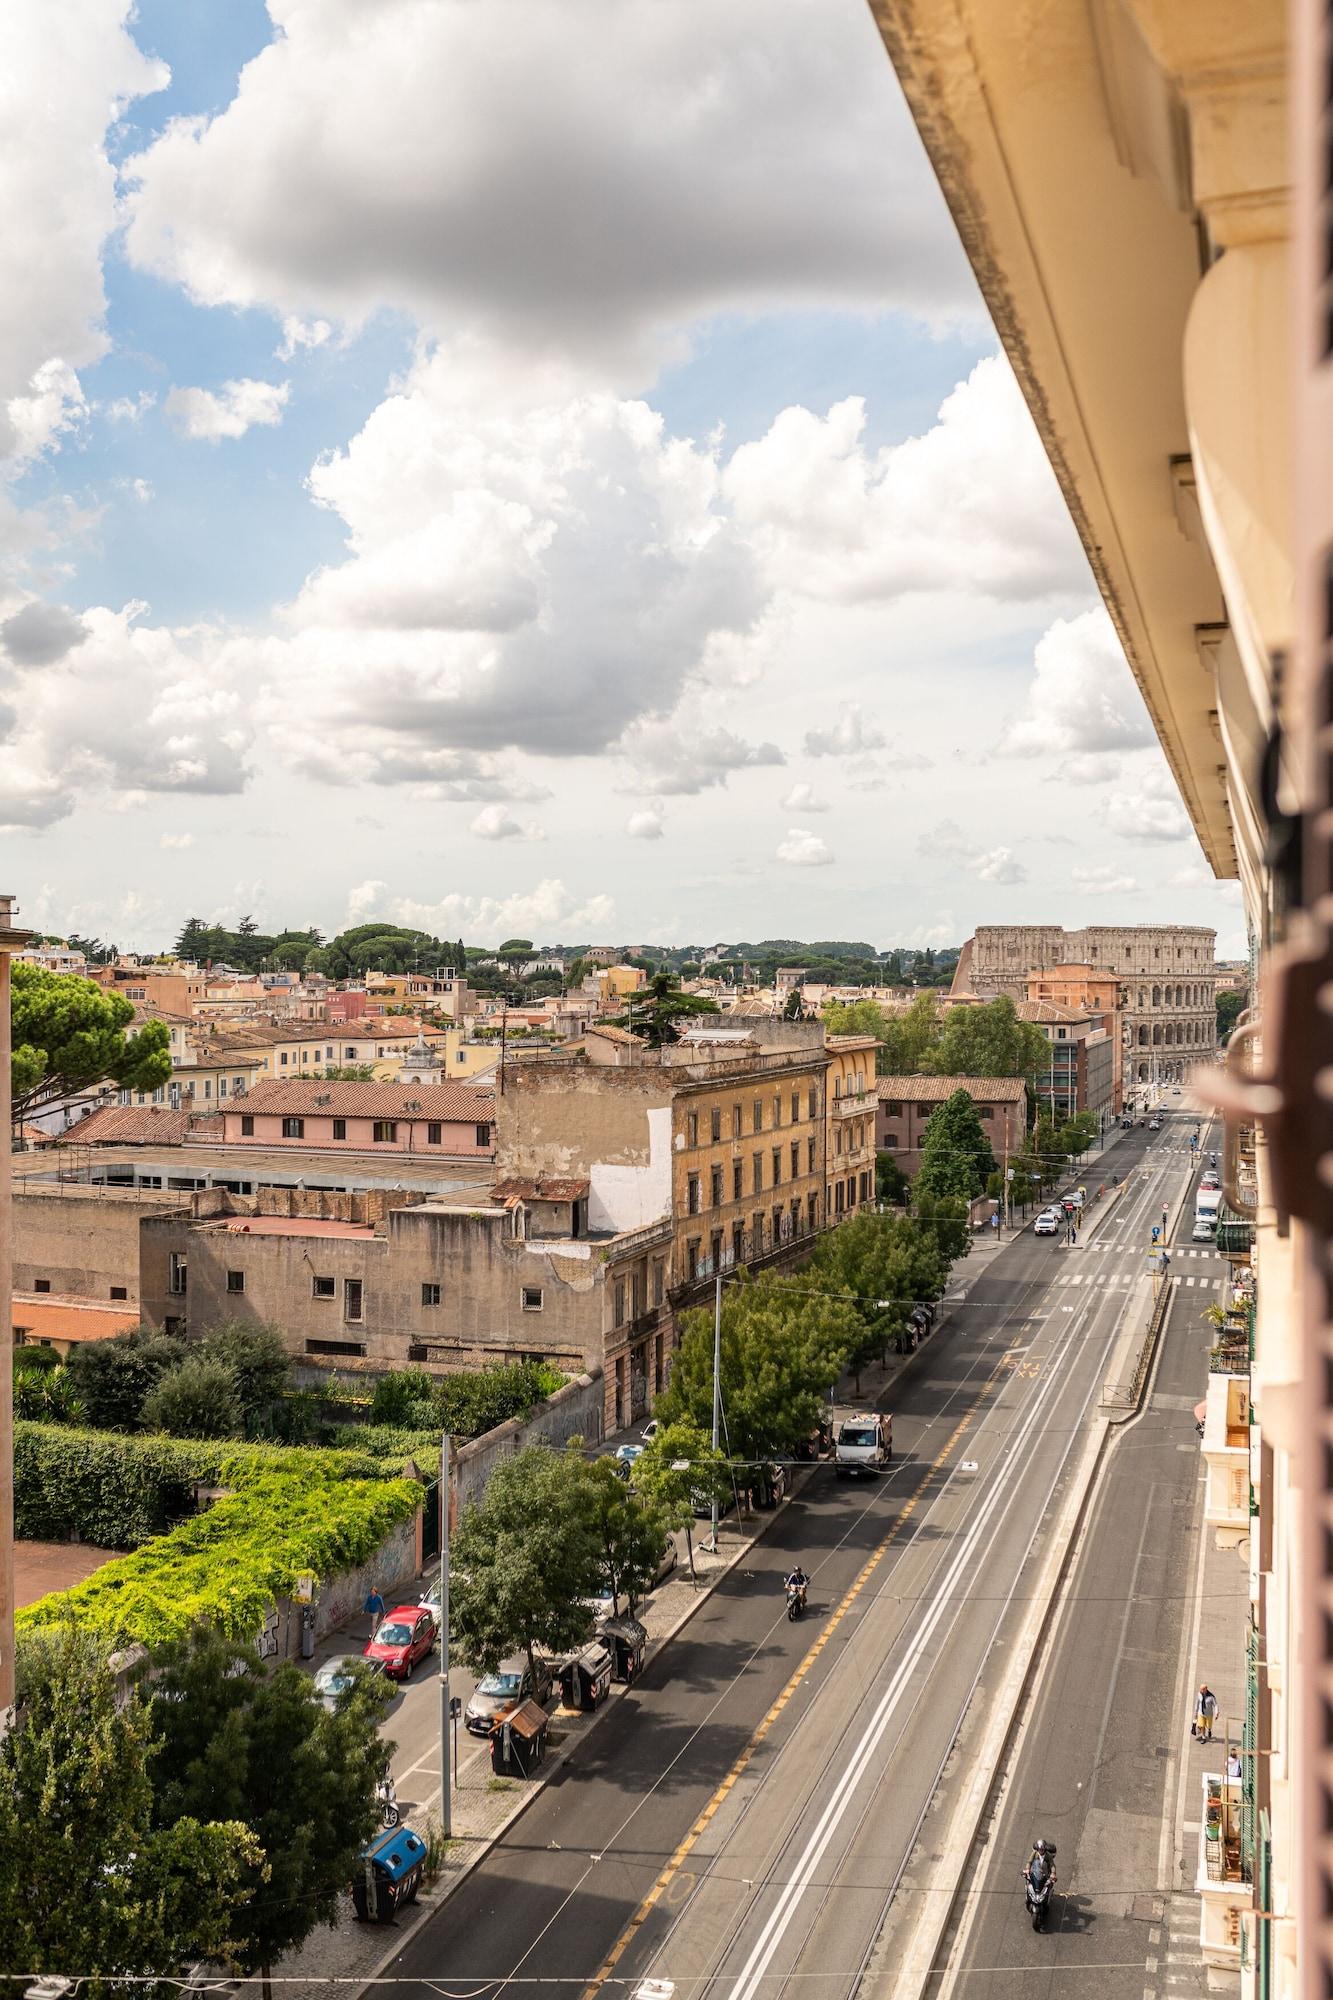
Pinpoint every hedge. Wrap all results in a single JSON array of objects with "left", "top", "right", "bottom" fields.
[
  {"left": 14, "top": 1422, "right": 410, "bottom": 1551},
  {"left": 17, "top": 1470, "right": 422, "bottom": 1648}
]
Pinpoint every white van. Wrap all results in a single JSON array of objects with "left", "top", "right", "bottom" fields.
[
  {"left": 1195, "top": 1186, "right": 1222, "bottom": 1224},
  {"left": 835, "top": 1412, "right": 892, "bottom": 1478}
]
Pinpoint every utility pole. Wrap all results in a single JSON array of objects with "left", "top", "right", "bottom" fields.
[
  {"left": 438, "top": 1429, "right": 452, "bottom": 1837},
  {"left": 705, "top": 1272, "right": 722, "bottom": 1554},
  {"left": 0, "top": 892, "right": 33, "bottom": 1724}
]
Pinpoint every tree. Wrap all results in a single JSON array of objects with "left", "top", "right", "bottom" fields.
[
  {"left": 11, "top": 963, "right": 172, "bottom": 1121},
  {"left": 822, "top": 998, "right": 891, "bottom": 1040},
  {"left": 174, "top": 916, "right": 210, "bottom": 960},
  {"left": 659, "top": 1279, "right": 855, "bottom": 1465},
  {"left": 926, "top": 995, "right": 1050, "bottom": 1081},
  {"left": 67, "top": 1327, "right": 187, "bottom": 1430},
  {"left": 911, "top": 1190, "right": 972, "bottom": 1263},
  {"left": 200, "top": 1321, "right": 291, "bottom": 1434},
  {"left": 0, "top": 1627, "right": 258, "bottom": 1984},
  {"left": 805, "top": 1210, "right": 949, "bottom": 1381},
  {"left": 878, "top": 992, "right": 942, "bottom": 1075},
  {"left": 142, "top": 1354, "right": 245, "bottom": 1439},
  {"left": 1058, "top": 1111, "right": 1099, "bottom": 1160},
  {"left": 876, "top": 1152, "right": 910, "bottom": 1205},
  {"left": 1216, "top": 988, "right": 1245, "bottom": 1042},
  {"left": 450, "top": 1445, "right": 602, "bottom": 1674},
  {"left": 632, "top": 1419, "right": 730, "bottom": 1578},
  {"left": 617, "top": 971, "right": 721, "bottom": 1047},
  {"left": 498, "top": 937, "right": 534, "bottom": 955},
  {"left": 151, "top": 1627, "right": 386, "bottom": 1993},
  {"left": 915, "top": 1089, "right": 996, "bottom": 1204},
  {"left": 571, "top": 1450, "right": 668, "bottom": 1613}
]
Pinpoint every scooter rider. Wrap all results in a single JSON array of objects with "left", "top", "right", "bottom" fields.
[
  {"left": 1025, "top": 1838, "right": 1056, "bottom": 1888},
  {"left": 784, "top": 1564, "right": 809, "bottom": 1607}
]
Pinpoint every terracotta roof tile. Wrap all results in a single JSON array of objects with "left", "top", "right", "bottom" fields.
[
  {"left": 875, "top": 1074, "right": 1027, "bottom": 1102},
  {"left": 235, "top": 1079, "right": 495, "bottom": 1120},
  {"left": 53, "top": 1104, "right": 193, "bottom": 1146},
  {"left": 12, "top": 1296, "right": 141, "bottom": 1344}
]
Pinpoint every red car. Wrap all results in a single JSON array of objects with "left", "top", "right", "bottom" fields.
[{"left": 364, "top": 1605, "right": 435, "bottom": 1680}]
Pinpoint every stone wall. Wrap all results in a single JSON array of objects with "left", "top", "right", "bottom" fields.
[{"left": 452, "top": 1368, "right": 605, "bottom": 1519}]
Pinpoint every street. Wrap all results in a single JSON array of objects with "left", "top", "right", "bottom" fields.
[{"left": 378, "top": 1113, "right": 1207, "bottom": 2000}]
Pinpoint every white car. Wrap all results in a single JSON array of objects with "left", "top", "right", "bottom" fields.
[
  {"left": 640, "top": 1420, "right": 660, "bottom": 1444},
  {"left": 1192, "top": 1216, "right": 1216, "bottom": 1243},
  {"left": 1033, "top": 1211, "right": 1060, "bottom": 1237}
]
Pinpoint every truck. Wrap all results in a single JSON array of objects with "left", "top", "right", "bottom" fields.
[
  {"left": 834, "top": 1412, "right": 892, "bottom": 1478},
  {"left": 1195, "top": 1185, "right": 1222, "bottom": 1224}
]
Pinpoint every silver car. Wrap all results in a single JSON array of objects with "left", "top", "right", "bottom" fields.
[
  {"left": 312, "top": 1654, "right": 387, "bottom": 1713},
  {"left": 464, "top": 1655, "right": 553, "bottom": 1735}
]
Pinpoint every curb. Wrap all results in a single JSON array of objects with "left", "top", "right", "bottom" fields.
[{"left": 349, "top": 1480, "right": 802, "bottom": 1998}]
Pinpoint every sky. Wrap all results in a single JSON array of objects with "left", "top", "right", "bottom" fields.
[{"left": 0, "top": 0, "right": 1245, "bottom": 956}]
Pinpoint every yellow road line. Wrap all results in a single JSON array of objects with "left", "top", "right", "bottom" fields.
[{"left": 579, "top": 1405, "right": 980, "bottom": 2000}]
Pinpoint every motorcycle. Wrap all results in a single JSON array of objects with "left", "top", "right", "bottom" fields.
[
  {"left": 1024, "top": 1846, "right": 1056, "bottom": 1932},
  {"left": 785, "top": 1580, "right": 808, "bottom": 1622},
  {"left": 376, "top": 1774, "right": 400, "bottom": 1829}
]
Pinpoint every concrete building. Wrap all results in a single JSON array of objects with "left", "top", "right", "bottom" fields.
[
  {"left": 217, "top": 1080, "right": 494, "bottom": 1158},
  {"left": 956, "top": 925, "right": 1216, "bottom": 1088},
  {"left": 1017, "top": 1001, "right": 1115, "bottom": 1127},
  {"left": 1025, "top": 963, "right": 1125, "bottom": 1113},
  {"left": 875, "top": 1076, "right": 1027, "bottom": 1176},
  {"left": 873, "top": 3, "right": 1315, "bottom": 1988},
  {"left": 825, "top": 1034, "right": 878, "bottom": 1221}
]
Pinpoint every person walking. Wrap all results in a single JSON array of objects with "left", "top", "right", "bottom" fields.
[
  {"left": 365, "top": 1583, "right": 386, "bottom": 1642},
  {"left": 1225, "top": 1748, "right": 1242, "bottom": 1780},
  {"left": 1193, "top": 1683, "right": 1218, "bottom": 1743}
]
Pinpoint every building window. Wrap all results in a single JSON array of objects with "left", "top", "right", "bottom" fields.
[
  {"left": 312, "top": 1275, "right": 335, "bottom": 1299},
  {"left": 752, "top": 1151, "right": 764, "bottom": 1194},
  {"left": 753, "top": 1098, "right": 764, "bottom": 1133},
  {"left": 306, "top": 1337, "right": 365, "bottom": 1358},
  {"left": 807, "top": 1192, "right": 818, "bottom": 1231},
  {"left": 522, "top": 1285, "right": 543, "bottom": 1312},
  {"left": 733, "top": 1160, "right": 744, "bottom": 1200},
  {"left": 33, "top": 1278, "right": 49, "bottom": 1294},
  {"left": 710, "top": 1106, "right": 722, "bottom": 1143},
  {"left": 687, "top": 1172, "right": 701, "bottom": 1216},
  {"left": 686, "top": 1239, "right": 700, "bottom": 1279},
  {"left": 241, "top": 1114, "right": 255, "bottom": 1136},
  {"left": 614, "top": 1279, "right": 626, "bottom": 1325},
  {"left": 168, "top": 1253, "right": 187, "bottom": 1296},
  {"left": 226, "top": 1269, "right": 245, "bottom": 1294},
  {"left": 790, "top": 1140, "right": 800, "bottom": 1177},
  {"left": 710, "top": 1163, "right": 723, "bottom": 1206},
  {"left": 884, "top": 1133, "right": 898, "bottom": 1149},
  {"left": 711, "top": 1229, "right": 723, "bottom": 1269},
  {"left": 332, "top": 1118, "right": 347, "bottom": 1140},
  {"left": 280, "top": 1052, "right": 289, "bottom": 1066},
  {"left": 732, "top": 1102, "right": 742, "bottom": 1138},
  {"left": 345, "top": 1048, "right": 357, "bottom": 1061},
  {"left": 476, "top": 1123, "right": 492, "bottom": 1148},
  {"left": 884, "top": 1101, "right": 902, "bottom": 1117},
  {"left": 807, "top": 1088, "right": 817, "bottom": 1118},
  {"left": 651, "top": 1259, "right": 665, "bottom": 1306},
  {"left": 421, "top": 1282, "right": 441, "bottom": 1306},
  {"left": 110, "top": 1286, "right": 127, "bottom": 1301},
  {"left": 687, "top": 1111, "right": 699, "bottom": 1146},
  {"left": 807, "top": 1136, "right": 816, "bottom": 1172},
  {"left": 773, "top": 1093, "right": 782, "bottom": 1127},
  {"left": 344, "top": 1279, "right": 363, "bottom": 1322},
  {"left": 164, "top": 1317, "right": 184, "bottom": 1338},
  {"left": 282, "top": 1117, "right": 304, "bottom": 1139},
  {"left": 372, "top": 1120, "right": 398, "bottom": 1143},
  {"left": 791, "top": 1090, "right": 801, "bottom": 1122},
  {"left": 427, "top": 1121, "right": 442, "bottom": 1145},
  {"left": 771, "top": 1146, "right": 782, "bottom": 1185}
]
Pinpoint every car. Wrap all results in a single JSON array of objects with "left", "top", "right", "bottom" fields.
[
  {"left": 1148, "top": 1118, "right": 1161, "bottom": 1131},
  {"left": 1192, "top": 1216, "right": 1216, "bottom": 1243},
  {"left": 1200, "top": 1170, "right": 1220, "bottom": 1190},
  {"left": 640, "top": 1420, "right": 660, "bottom": 1444},
  {"left": 1034, "top": 1211, "right": 1060, "bottom": 1236},
  {"left": 313, "top": 1654, "right": 388, "bottom": 1712},
  {"left": 1173, "top": 1086, "right": 1182, "bottom": 1095},
  {"left": 418, "top": 1568, "right": 470, "bottom": 1630},
  {"left": 754, "top": 1462, "right": 788, "bottom": 1507},
  {"left": 364, "top": 1606, "right": 435, "bottom": 1681},
  {"left": 464, "top": 1655, "right": 553, "bottom": 1735},
  {"left": 615, "top": 1443, "right": 645, "bottom": 1467}
]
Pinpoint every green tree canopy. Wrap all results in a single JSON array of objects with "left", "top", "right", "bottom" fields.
[
  {"left": 1216, "top": 988, "right": 1245, "bottom": 1041},
  {"left": 450, "top": 1444, "right": 601, "bottom": 1673},
  {"left": 915, "top": 1089, "right": 997, "bottom": 1202},
  {"left": 571, "top": 1449, "right": 668, "bottom": 1614},
  {"left": 150, "top": 1627, "right": 386, "bottom": 1986},
  {"left": 878, "top": 992, "right": 943, "bottom": 1074},
  {"left": 199, "top": 1321, "right": 292, "bottom": 1432},
  {"left": 616, "top": 971, "right": 721, "bottom": 1047},
  {"left": 802, "top": 1210, "right": 950, "bottom": 1385},
  {"left": 631, "top": 1418, "right": 731, "bottom": 1578},
  {"left": 910, "top": 1190, "right": 973, "bottom": 1262},
  {"left": 11, "top": 963, "right": 172, "bottom": 1120},
  {"left": 142, "top": 1355, "right": 244, "bottom": 1440},
  {"left": 0, "top": 1628, "right": 258, "bottom": 1986},
  {"left": 659, "top": 1278, "right": 855, "bottom": 1463},
  {"left": 926, "top": 995, "right": 1051, "bottom": 1081},
  {"left": 66, "top": 1327, "right": 187, "bottom": 1431}
]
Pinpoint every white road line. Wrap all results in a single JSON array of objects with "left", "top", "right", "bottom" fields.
[{"left": 722, "top": 1308, "right": 1086, "bottom": 2000}]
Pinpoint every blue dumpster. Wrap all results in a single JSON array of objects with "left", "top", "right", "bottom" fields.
[{"left": 351, "top": 1823, "right": 427, "bottom": 1922}]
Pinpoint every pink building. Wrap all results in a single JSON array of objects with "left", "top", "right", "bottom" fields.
[{"left": 218, "top": 1080, "right": 495, "bottom": 1158}]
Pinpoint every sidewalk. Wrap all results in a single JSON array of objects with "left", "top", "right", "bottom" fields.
[{"left": 255, "top": 1481, "right": 803, "bottom": 2000}]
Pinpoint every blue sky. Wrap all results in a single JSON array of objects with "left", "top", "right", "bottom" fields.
[{"left": 0, "top": 0, "right": 1244, "bottom": 956}]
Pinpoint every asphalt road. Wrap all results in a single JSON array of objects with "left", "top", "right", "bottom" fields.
[
  {"left": 378, "top": 1111, "right": 1205, "bottom": 2000},
  {"left": 932, "top": 1126, "right": 1226, "bottom": 2000}
]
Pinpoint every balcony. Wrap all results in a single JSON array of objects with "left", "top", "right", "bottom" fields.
[
  {"left": 831, "top": 1091, "right": 871, "bottom": 1118},
  {"left": 1197, "top": 1774, "right": 1248, "bottom": 1970},
  {"left": 1200, "top": 1371, "right": 1252, "bottom": 1545}
]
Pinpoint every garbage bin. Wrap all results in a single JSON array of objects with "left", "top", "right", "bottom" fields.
[
  {"left": 350, "top": 1824, "right": 427, "bottom": 1922},
  {"left": 563, "top": 1641, "right": 612, "bottom": 1712},
  {"left": 599, "top": 1615, "right": 647, "bottom": 1685},
  {"left": 300, "top": 1607, "right": 315, "bottom": 1660},
  {"left": 489, "top": 1697, "right": 551, "bottom": 1778}
]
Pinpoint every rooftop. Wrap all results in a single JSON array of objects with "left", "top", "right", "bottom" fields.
[
  {"left": 876, "top": 1075, "right": 1028, "bottom": 1103},
  {"left": 235, "top": 1079, "right": 496, "bottom": 1120},
  {"left": 52, "top": 1104, "right": 195, "bottom": 1147},
  {"left": 12, "top": 1296, "right": 141, "bottom": 1345},
  {"left": 220, "top": 1215, "right": 376, "bottom": 1239},
  {"left": 491, "top": 1176, "right": 591, "bottom": 1203}
]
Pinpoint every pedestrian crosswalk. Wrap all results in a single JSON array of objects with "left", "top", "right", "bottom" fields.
[{"left": 1043, "top": 1269, "right": 1224, "bottom": 1290}]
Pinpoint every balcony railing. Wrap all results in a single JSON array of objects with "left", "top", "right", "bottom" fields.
[{"left": 832, "top": 1092, "right": 871, "bottom": 1117}]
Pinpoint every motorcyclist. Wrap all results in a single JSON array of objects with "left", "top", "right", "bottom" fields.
[
  {"left": 784, "top": 1565, "right": 809, "bottom": 1607},
  {"left": 1025, "top": 1838, "right": 1056, "bottom": 1888}
]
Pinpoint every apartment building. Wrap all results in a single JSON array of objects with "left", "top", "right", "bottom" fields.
[
  {"left": 874, "top": 4, "right": 1314, "bottom": 1989},
  {"left": 1018, "top": 1001, "right": 1116, "bottom": 1127},
  {"left": 1025, "top": 964, "right": 1124, "bottom": 1113},
  {"left": 826, "top": 1033, "right": 878, "bottom": 1220},
  {"left": 216, "top": 1080, "right": 494, "bottom": 1158},
  {"left": 876, "top": 1076, "right": 1027, "bottom": 1176}
]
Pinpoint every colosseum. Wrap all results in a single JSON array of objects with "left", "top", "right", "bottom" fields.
[{"left": 952, "top": 924, "right": 1217, "bottom": 1086}]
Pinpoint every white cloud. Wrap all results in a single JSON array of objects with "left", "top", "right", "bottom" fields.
[
  {"left": 1105, "top": 761, "right": 1193, "bottom": 844},
  {"left": 0, "top": 759, "right": 73, "bottom": 831},
  {"left": 131, "top": 478, "right": 154, "bottom": 504},
  {"left": 724, "top": 358, "right": 1089, "bottom": 606},
  {"left": 780, "top": 782, "right": 828, "bottom": 813},
  {"left": 121, "top": 0, "right": 973, "bottom": 371},
  {"left": 470, "top": 803, "right": 544, "bottom": 841},
  {"left": 165, "top": 377, "right": 290, "bottom": 443},
  {"left": 803, "top": 704, "right": 885, "bottom": 758},
  {"left": 276, "top": 316, "right": 331, "bottom": 361},
  {"left": 620, "top": 719, "right": 784, "bottom": 796},
  {"left": 626, "top": 805, "right": 665, "bottom": 840},
  {"left": 974, "top": 846, "right": 1027, "bottom": 885},
  {"left": 0, "top": 4, "right": 165, "bottom": 461},
  {"left": 1071, "top": 864, "right": 1138, "bottom": 895},
  {"left": 1001, "top": 607, "right": 1154, "bottom": 759},
  {"left": 159, "top": 832, "right": 194, "bottom": 850},
  {"left": 354, "top": 878, "right": 617, "bottom": 943},
  {"left": 105, "top": 390, "right": 156, "bottom": 424},
  {"left": 777, "top": 827, "right": 834, "bottom": 868},
  {"left": 1, "top": 600, "right": 89, "bottom": 667}
]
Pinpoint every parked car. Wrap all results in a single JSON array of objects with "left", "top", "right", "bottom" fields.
[
  {"left": 313, "top": 1654, "right": 387, "bottom": 1712},
  {"left": 1192, "top": 1216, "right": 1216, "bottom": 1243},
  {"left": 417, "top": 1569, "right": 470, "bottom": 1630},
  {"left": 640, "top": 1420, "right": 660, "bottom": 1444},
  {"left": 364, "top": 1606, "right": 435, "bottom": 1681},
  {"left": 464, "top": 1655, "right": 553, "bottom": 1735},
  {"left": 615, "top": 1442, "right": 645, "bottom": 1467},
  {"left": 1034, "top": 1211, "right": 1060, "bottom": 1236},
  {"left": 1200, "top": 1170, "right": 1220, "bottom": 1190}
]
